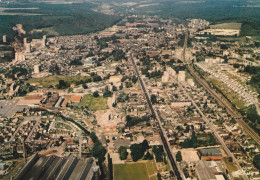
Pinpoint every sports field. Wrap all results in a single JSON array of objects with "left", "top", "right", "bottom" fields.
[
  {"left": 78, "top": 94, "right": 108, "bottom": 111},
  {"left": 114, "top": 161, "right": 157, "bottom": 180}
]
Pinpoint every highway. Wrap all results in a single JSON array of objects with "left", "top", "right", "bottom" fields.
[
  {"left": 187, "top": 65, "right": 260, "bottom": 145},
  {"left": 129, "top": 53, "right": 184, "bottom": 180}
]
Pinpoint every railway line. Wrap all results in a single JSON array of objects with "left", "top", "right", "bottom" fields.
[
  {"left": 178, "top": 82, "right": 249, "bottom": 180},
  {"left": 182, "top": 28, "right": 260, "bottom": 145},
  {"left": 187, "top": 65, "right": 260, "bottom": 145}
]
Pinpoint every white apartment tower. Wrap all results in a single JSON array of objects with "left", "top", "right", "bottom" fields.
[
  {"left": 34, "top": 65, "right": 40, "bottom": 74},
  {"left": 2, "top": 35, "right": 6, "bottom": 43},
  {"left": 178, "top": 71, "right": 185, "bottom": 82}
]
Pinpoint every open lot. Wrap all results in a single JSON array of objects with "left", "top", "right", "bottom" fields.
[
  {"left": 223, "top": 157, "right": 237, "bottom": 172},
  {"left": 0, "top": 99, "right": 27, "bottom": 118},
  {"left": 78, "top": 94, "right": 108, "bottom": 111},
  {"left": 209, "top": 78, "right": 247, "bottom": 109},
  {"left": 114, "top": 163, "right": 150, "bottom": 180},
  {"left": 27, "top": 75, "right": 91, "bottom": 88},
  {"left": 210, "top": 23, "right": 242, "bottom": 30}
]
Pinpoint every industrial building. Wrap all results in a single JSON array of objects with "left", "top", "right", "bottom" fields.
[
  {"left": 14, "top": 153, "right": 99, "bottom": 180},
  {"left": 196, "top": 160, "right": 225, "bottom": 180}
]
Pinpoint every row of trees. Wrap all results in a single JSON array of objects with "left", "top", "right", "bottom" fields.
[
  {"left": 130, "top": 140, "right": 150, "bottom": 161},
  {"left": 117, "top": 143, "right": 168, "bottom": 167},
  {"left": 121, "top": 75, "right": 138, "bottom": 84},
  {"left": 6, "top": 66, "right": 28, "bottom": 78},
  {"left": 180, "top": 134, "right": 217, "bottom": 148},
  {"left": 90, "top": 132, "right": 106, "bottom": 162},
  {"left": 141, "top": 68, "right": 163, "bottom": 79},
  {"left": 125, "top": 115, "right": 150, "bottom": 128},
  {"left": 118, "top": 146, "right": 128, "bottom": 160}
]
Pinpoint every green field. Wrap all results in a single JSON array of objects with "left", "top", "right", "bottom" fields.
[
  {"left": 78, "top": 94, "right": 108, "bottom": 111},
  {"left": 224, "top": 157, "right": 238, "bottom": 172},
  {"left": 114, "top": 163, "right": 149, "bottom": 180},
  {"left": 27, "top": 75, "right": 91, "bottom": 88},
  {"left": 209, "top": 78, "right": 246, "bottom": 109},
  {"left": 210, "top": 23, "right": 242, "bottom": 30}
]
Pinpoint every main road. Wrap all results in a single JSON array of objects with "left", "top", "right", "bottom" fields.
[{"left": 129, "top": 52, "right": 184, "bottom": 180}]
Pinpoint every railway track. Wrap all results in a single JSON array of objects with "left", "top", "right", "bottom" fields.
[{"left": 187, "top": 65, "right": 260, "bottom": 145}]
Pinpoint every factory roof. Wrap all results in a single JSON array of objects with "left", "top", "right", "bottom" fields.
[{"left": 14, "top": 154, "right": 98, "bottom": 180}]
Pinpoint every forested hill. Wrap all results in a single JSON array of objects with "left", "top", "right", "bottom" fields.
[
  {"left": 133, "top": 0, "right": 260, "bottom": 36},
  {"left": 0, "top": 2, "right": 121, "bottom": 39},
  {"left": 90, "top": 0, "right": 260, "bottom": 36}
]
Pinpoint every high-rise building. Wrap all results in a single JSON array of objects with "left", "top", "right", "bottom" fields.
[
  {"left": 15, "top": 52, "right": 25, "bottom": 62},
  {"left": 24, "top": 38, "right": 31, "bottom": 53},
  {"left": 178, "top": 71, "right": 185, "bottom": 82},
  {"left": 2, "top": 35, "right": 7, "bottom": 43},
  {"left": 34, "top": 65, "right": 40, "bottom": 74},
  {"left": 162, "top": 71, "right": 169, "bottom": 82}
]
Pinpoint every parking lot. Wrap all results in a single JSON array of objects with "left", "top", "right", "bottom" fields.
[{"left": 0, "top": 99, "right": 27, "bottom": 118}]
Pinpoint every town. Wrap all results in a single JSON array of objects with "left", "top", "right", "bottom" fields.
[{"left": 0, "top": 15, "right": 259, "bottom": 180}]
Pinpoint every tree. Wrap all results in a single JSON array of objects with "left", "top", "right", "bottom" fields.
[
  {"left": 92, "top": 74, "right": 102, "bottom": 82},
  {"left": 103, "top": 86, "right": 113, "bottom": 97},
  {"left": 69, "top": 59, "right": 83, "bottom": 66},
  {"left": 130, "top": 144, "right": 144, "bottom": 162},
  {"left": 57, "top": 80, "right": 68, "bottom": 89},
  {"left": 90, "top": 132, "right": 98, "bottom": 143},
  {"left": 112, "top": 86, "right": 117, "bottom": 91},
  {"left": 132, "top": 76, "right": 138, "bottom": 83},
  {"left": 157, "top": 173, "right": 162, "bottom": 180},
  {"left": 118, "top": 146, "right": 128, "bottom": 160},
  {"left": 176, "top": 151, "right": 182, "bottom": 162},
  {"left": 230, "top": 118, "right": 236, "bottom": 124},
  {"left": 143, "top": 152, "right": 153, "bottom": 160},
  {"left": 125, "top": 115, "right": 150, "bottom": 127},
  {"left": 151, "top": 94, "right": 157, "bottom": 104},
  {"left": 49, "top": 63, "right": 60, "bottom": 75},
  {"left": 93, "top": 91, "right": 99, "bottom": 97},
  {"left": 82, "top": 84, "right": 88, "bottom": 89},
  {"left": 112, "top": 102, "right": 117, "bottom": 107},
  {"left": 152, "top": 145, "right": 164, "bottom": 162},
  {"left": 253, "top": 154, "right": 260, "bottom": 171},
  {"left": 108, "top": 153, "right": 113, "bottom": 180},
  {"left": 92, "top": 142, "right": 106, "bottom": 162},
  {"left": 142, "top": 140, "right": 149, "bottom": 151}
]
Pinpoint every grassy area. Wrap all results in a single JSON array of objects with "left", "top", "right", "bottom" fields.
[
  {"left": 218, "top": 36, "right": 247, "bottom": 42},
  {"left": 210, "top": 23, "right": 241, "bottom": 30},
  {"left": 55, "top": 122, "right": 72, "bottom": 130},
  {"left": 209, "top": 78, "right": 247, "bottom": 109},
  {"left": 78, "top": 94, "right": 108, "bottom": 111},
  {"left": 114, "top": 163, "right": 149, "bottom": 180},
  {"left": 223, "top": 157, "right": 238, "bottom": 172},
  {"left": 146, "top": 160, "right": 157, "bottom": 176},
  {"left": 27, "top": 75, "right": 91, "bottom": 88}
]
